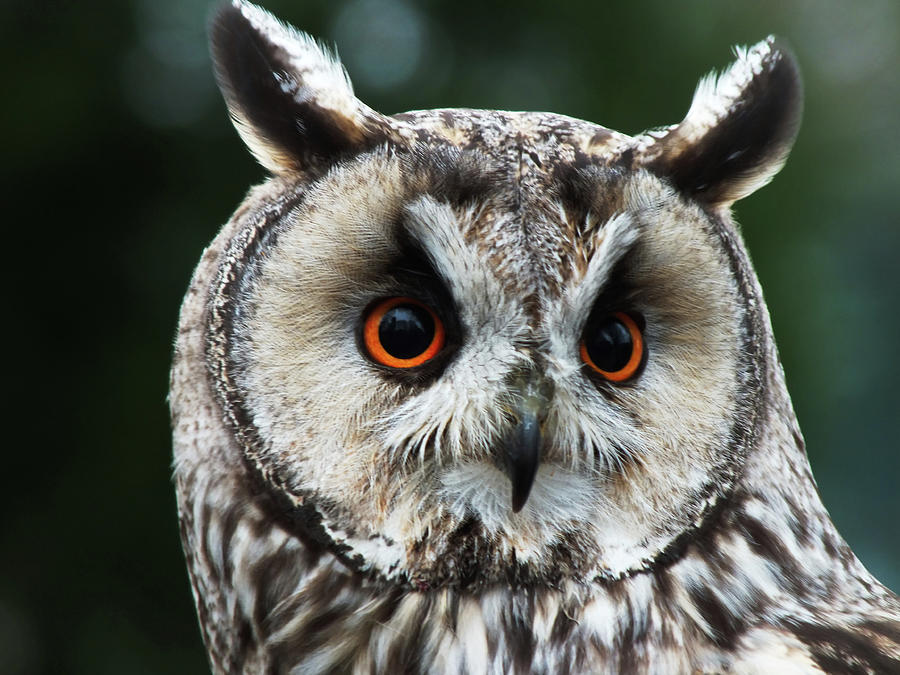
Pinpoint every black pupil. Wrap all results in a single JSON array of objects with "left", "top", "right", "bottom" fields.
[
  {"left": 378, "top": 304, "right": 435, "bottom": 360},
  {"left": 585, "top": 316, "right": 633, "bottom": 372}
]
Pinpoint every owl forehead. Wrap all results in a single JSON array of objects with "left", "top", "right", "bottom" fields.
[
  {"left": 388, "top": 111, "right": 639, "bottom": 297},
  {"left": 392, "top": 108, "right": 631, "bottom": 167}
]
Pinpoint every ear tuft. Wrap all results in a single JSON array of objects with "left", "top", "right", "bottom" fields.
[
  {"left": 210, "top": 0, "right": 389, "bottom": 174},
  {"left": 633, "top": 37, "right": 803, "bottom": 207}
]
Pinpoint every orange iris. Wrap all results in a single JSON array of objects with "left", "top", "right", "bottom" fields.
[
  {"left": 579, "top": 311, "right": 644, "bottom": 382},
  {"left": 362, "top": 297, "right": 445, "bottom": 369}
]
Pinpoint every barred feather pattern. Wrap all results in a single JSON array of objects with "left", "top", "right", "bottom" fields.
[
  {"left": 172, "top": 5, "right": 900, "bottom": 672},
  {"left": 176, "top": 448, "right": 900, "bottom": 674}
]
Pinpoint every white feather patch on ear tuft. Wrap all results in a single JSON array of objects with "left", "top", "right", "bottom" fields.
[
  {"left": 211, "top": 1, "right": 391, "bottom": 174},
  {"left": 229, "top": 0, "right": 361, "bottom": 124},
  {"left": 677, "top": 37, "right": 778, "bottom": 149},
  {"left": 631, "top": 36, "right": 802, "bottom": 207}
]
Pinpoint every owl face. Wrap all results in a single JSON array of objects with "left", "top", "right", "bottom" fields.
[{"left": 205, "top": 1, "right": 800, "bottom": 588}]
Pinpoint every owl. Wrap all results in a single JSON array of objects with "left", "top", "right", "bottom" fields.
[{"left": 170, "top": 1, "right": 900, "bottom": 673}]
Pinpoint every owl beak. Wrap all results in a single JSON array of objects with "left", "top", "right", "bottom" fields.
[
  {"left": 503, "top": 375, "right": 553, "bottom": 513},
  {"left": 504, "top": 410, "right": 542, "bottom": 513}
]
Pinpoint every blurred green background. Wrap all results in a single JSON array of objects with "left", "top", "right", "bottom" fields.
[{"left": 2, "top": 0, "right": 897, "bottom": 672}]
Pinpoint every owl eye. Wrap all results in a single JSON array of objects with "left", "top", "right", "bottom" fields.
[
  {"left": 580, "top": 312, "right": 645, "bottom": 382},
  {"left": 362, "top": 297, "right": 446, "bottom": 368}
]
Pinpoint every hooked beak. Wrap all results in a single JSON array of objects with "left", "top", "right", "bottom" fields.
[{"left": 502, "top": 373, "right": 553, "bottom": 513}]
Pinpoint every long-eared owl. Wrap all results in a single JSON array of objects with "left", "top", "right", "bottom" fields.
[{"left": 171, "top": 1, "right": 900, "bottom": 672}]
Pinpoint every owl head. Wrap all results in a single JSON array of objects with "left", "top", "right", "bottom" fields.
[{"left": 203, "top": 0, "right": 802, "bottom": 589}]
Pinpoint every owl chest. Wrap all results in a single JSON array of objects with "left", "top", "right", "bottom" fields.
[{"left": 229, "top": 552, "right": 760, "bottom": 675}]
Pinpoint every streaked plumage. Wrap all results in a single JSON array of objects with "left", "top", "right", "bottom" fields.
[{"left": 171, "top": 2, "right": 900, "bottom": 672}]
